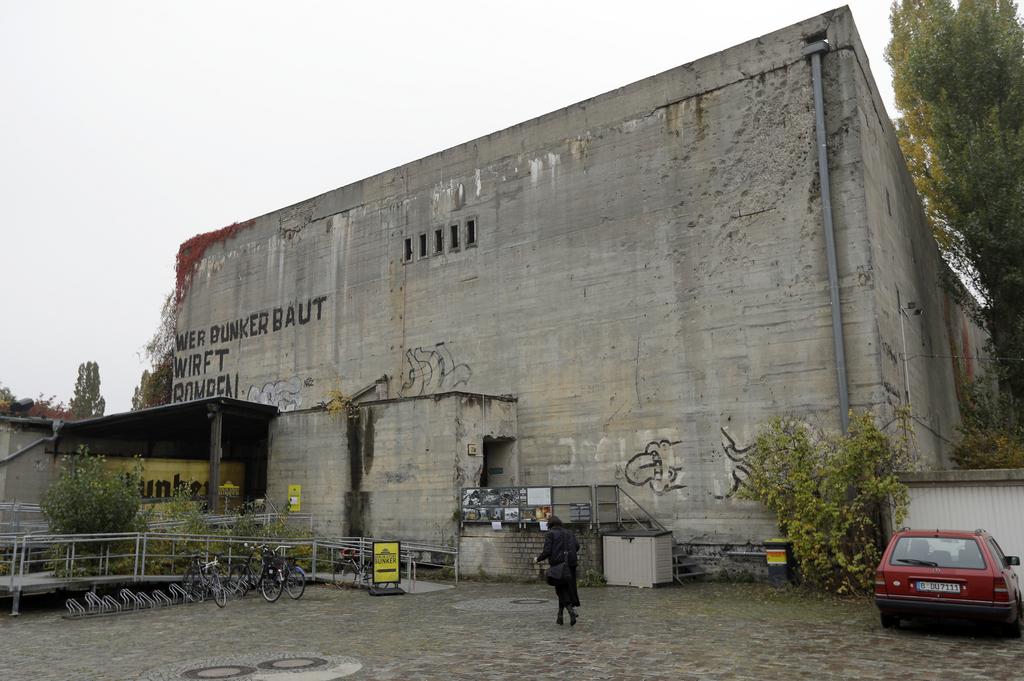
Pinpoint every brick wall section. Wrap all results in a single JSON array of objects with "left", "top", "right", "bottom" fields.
[{"left": 460, "top": 525, "right": 603, "bottom": 580}]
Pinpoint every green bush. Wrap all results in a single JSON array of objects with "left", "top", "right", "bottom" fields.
[
  {"left": 577, "top": 568, "right": 606, "bottom": 587},
  {"left": 738, "top": 411, "right": 911, "bottom": 595},
  {"left": 41, "top": 446, "right": 144, "bottom": 534},
  {"left": 953, "top": 380, "right": 1024, "bottom": 469}
]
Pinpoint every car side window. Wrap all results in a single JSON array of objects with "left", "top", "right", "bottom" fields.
[{"left": 988, "top": 539, "right": 1008, "bottom": 568}]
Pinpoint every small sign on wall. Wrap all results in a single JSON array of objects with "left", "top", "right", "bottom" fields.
[
  {"left": 287, "top": 484, "right": 301, "bottom": 512},
  {"left": 467, "top": 443, "right": 478, "bottom": 456}
]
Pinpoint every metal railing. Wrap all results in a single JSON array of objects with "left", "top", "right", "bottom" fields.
[
  {"left": 613, "top": 486, "right": 669, "bottom": 533},
  {"left": 146, "top": 512, "right": 315, "bottom": 532},
  {"left": 0, "top": 500, "right": 316, "bottom": 535},
  {"left": 0, "top": 531, "right": 458, "bottom": 615},
  {"left": 0, "top": 502, "right": 47, "bottom": 534}
]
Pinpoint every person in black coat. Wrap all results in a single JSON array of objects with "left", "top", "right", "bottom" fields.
[{"left": 535, "top": 515, "right": 580, "bottom": 625}]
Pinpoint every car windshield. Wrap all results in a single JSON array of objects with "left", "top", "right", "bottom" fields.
[{"left": 890, "top": 536, "right": 986, "bottom": 570}]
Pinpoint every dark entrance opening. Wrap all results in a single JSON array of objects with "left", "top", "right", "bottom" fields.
[{"left": 480, "top": 437, "right": 514, "bottom": 488}]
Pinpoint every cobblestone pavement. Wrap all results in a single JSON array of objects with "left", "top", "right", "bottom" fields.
[{"left": 1, "top": 581, "right": 1022, "bottom": 680}]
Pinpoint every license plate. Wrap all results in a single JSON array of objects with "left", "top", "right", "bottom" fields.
[{"left": 917, "top": 581, "right": 960, "bottom": 594}]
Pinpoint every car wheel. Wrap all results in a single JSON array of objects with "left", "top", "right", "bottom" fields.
[
  {"left": 1006, "top": 600, "right": 1022, "bottom": 639},
  {"left": 880, "top": 613, "right": 899, "bottom": 630}
]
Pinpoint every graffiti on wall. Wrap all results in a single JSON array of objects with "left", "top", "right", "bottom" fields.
[
  {"left": 714, "top": 427, "right": 753, "bottom": 500},
  {"left": 246, "top": 376, "right": 312, "bottom": 412},
  {"left": 399, "top": 342, "right": 472, "bottom": 396},
  {"left": 171, "top": 295, "right": 328, "bottom": 404},
  {"left": 616, "top": 425, "right": 754, "bottom": 499},
  {"left": 623, "top": 439, "right": 686, "bottom": 495}
]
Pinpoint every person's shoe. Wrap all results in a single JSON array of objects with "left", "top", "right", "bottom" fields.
[
  {"left": 568, "top": 606, "right": 577, "bottom": 626},
  {"left": 556, "top": 611, "right": 564, "bottom": 626}
]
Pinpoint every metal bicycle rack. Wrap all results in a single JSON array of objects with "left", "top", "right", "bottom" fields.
[{"left": 63, "top": 583, "right": 199, "bottom": 619}]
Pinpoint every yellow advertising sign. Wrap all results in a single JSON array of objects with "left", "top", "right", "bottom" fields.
[
  {"left": 104, "top": 458, "right": 245, "bottom": 499},
  {"left": 219, "top": 482, "right": 240, "bottom": 497},
  {"left": 372, "top": 541, "right": 401, "bottom": 585},
  {"left": 766, "top": 550, "right": 788, "bottom": 565},
  {"left": 287, "top": 484, "right": 301, "bottom": 512}
]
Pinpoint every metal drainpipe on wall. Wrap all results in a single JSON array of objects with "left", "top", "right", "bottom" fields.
[{"left": 803, "top": 38, "right": 850, "bottom": 434}]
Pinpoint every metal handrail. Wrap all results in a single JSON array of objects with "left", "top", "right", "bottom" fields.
[
  {"left": 2, "top": 530, "right": 460, "bottom": 613},
  {"left": 614, "top": 486, "right": 670, "bottom": 533}
]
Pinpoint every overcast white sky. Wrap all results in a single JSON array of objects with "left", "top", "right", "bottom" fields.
[{"left": 0, "top": 1, "right": 897, "bottom": 414}]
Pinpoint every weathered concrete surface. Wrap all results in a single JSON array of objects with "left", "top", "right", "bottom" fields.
[
  {"left": 0, "top": 417, "right": 57, "bottom": 502},
  {"left": 849, "top": 26, "right": 988, "bottom": 468},
  {"left": 173, "top": 8, "right": 983, "bottom": 546},
  {"left": 268, "top": 393, "right": 516, "bottom": 541}
]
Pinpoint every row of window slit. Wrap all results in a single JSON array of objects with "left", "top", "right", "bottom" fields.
[{"left": 403, "top": 218, "right": 477, "bottom": 263}]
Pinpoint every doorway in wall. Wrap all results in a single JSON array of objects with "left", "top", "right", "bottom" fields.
[{"left": 480, "top": 437, "right": 515, "bottom": 487}]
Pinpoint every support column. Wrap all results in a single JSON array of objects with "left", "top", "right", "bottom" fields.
[{"left": 208, "top": 404, "right": 223, "bottom": 511}]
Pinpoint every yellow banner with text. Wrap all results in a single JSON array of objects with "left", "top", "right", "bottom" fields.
[{"left": 104, "top": 458, "right": 245, "bottom": 500}]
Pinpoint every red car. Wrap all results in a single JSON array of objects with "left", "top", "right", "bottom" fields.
[{"left": 875, "top": 529, "right": 1022, "bottom": 637}]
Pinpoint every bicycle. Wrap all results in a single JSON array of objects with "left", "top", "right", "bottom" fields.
[
  {"left": 331, "top": 547, "right": 371, "bottom": 589},
  {"left": 183, "top": 554, "right": 227, "bottom": 608},
  {"left": 226, "top": 545, "right": 261, "bottom": 597},
  {"left": 228, "top": 543, "right": 284, "bottom": 602}
]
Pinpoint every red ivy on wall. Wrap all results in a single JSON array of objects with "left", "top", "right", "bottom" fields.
[{"left": 174, "top": 220, "right": 256, "bottom": 306}]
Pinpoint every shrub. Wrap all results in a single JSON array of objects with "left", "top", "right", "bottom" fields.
[
  {"left": 952, "top": 380, "right": 1024, "bottom": 469},
  {"left": 738, "top": 411, "right": 912, "bottom": 595},
  {"left": 577, "top": 568, "right": 606, "bottom": 587},
  {"left": 41, "top": 446, "right": 144, "bottom": 534}
]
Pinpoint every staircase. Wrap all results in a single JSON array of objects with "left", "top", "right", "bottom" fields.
[{"left": 671, "top": 544, "right": 706, "bottom": 584}]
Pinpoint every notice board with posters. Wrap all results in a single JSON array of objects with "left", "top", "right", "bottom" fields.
[
  {"left": 460, "top": 487, "right": 553, "bottom": 523},
  {"left": 372, "top": 541, "right": 401, "bottom": 585}
]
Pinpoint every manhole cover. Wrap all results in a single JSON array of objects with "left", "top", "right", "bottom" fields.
[
  {"left": 137, "top": 653, "right": 361, "bottom": 681},
  {"left": 453, "top": 597, "right": 552, "bottom": 612},
  {"left": 183, "top": 667, "right": 255, "bottom": 680},
  {"left": 256, "top": 657, "right": 329, "bottom": 671}
]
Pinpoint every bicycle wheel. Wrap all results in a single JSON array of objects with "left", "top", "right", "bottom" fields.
[
  {"left": 183, "top": 565, "right": 205, "bottom": 602},
  {"left": 228, "top": 564, "right": 251, "bottom": 597},
  {"left": 354, "top": 560, "right": 371, "bottom": 588},
  {"left": 260, "top": 569, "right": 283, "bottom": 602},
  {"left": 209, "top": 569, "right": 227, "bottom": 608},
  {"left": 286, "top": 565, "right": 306, "bottom": 600}
]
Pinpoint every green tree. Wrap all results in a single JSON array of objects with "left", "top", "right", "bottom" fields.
[
  {"left": 40, "top": 446, "right": 144, "bottom": 534},
  {"left": 0, "top": 382, "right": 14, "bottom": 410},
  {"left": 132, "top": 291, "right": 175, "bottom": 410},
  {"left": 738, "top": 412, "right": 912, "bottom": 595},
  {"left": 69, "top": 361, "right": 106, "bottom": 419},
  {"left": 887, "top": 0, "right": 1024, "bottom": 414}
]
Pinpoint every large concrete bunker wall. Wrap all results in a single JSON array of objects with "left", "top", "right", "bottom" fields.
[
  {"left": 267, "top": 394, "right": 516, "bottom": 541},
  {"left": 174, "top": 8, "right": 979, "bottom": 544},
  {"left": 849, "top": 34, "right": 988, "bottom": 467}
]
